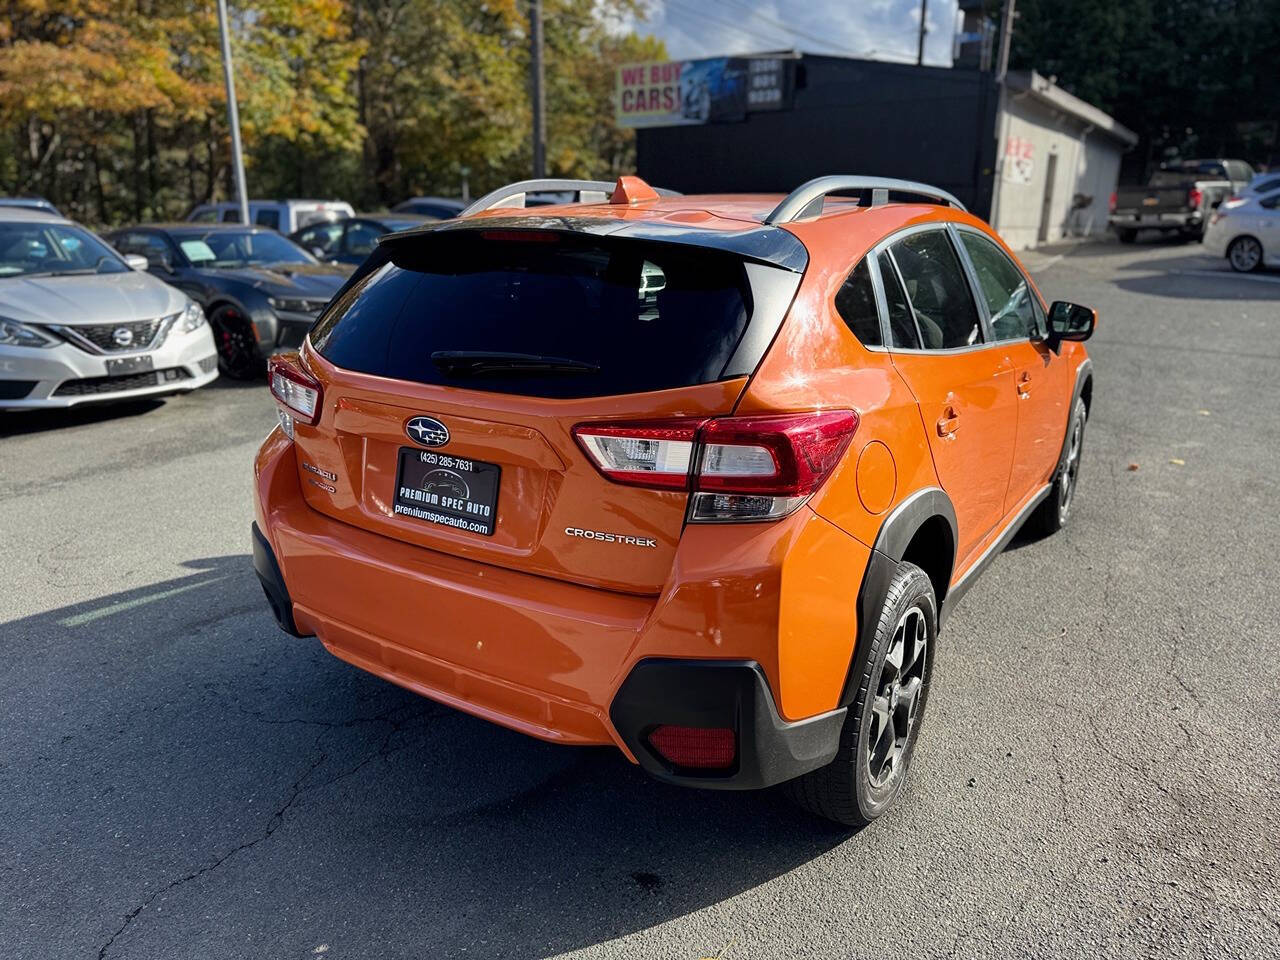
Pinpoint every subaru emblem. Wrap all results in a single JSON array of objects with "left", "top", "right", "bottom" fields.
[
  {"left": 405, "top": 416, "right": 449, "bottom": 447},
  {"left": 112, "top": 327, "right": 135, "bottom": 348}
]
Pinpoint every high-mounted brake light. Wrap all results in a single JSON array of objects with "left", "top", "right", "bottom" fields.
[
  {"left": 573, "top": 410, "right": 859, "bottom": 521},
  {"left": 268, "top": 353, "right": 323, "bottom": 438}
]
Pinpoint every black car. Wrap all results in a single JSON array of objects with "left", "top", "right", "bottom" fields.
[
  {"left": 290, "top": 213, "right": 432, "bottom": 266},
  {"left": 106, "top": 224, "right": 350, "bottom": 379},
  {"left": 391, "top": 196, "right": 466, "bottom": 219}
]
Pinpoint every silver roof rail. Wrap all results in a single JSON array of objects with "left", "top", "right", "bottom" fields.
[
  {"left": 764, "top": 175, "right": 967, "bottom": 224},
  {"left": 460, "top": 178, "right": 681, "bottom": 218}
]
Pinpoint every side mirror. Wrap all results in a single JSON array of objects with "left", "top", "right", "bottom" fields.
[
  {"left": 1047, "top": 300, "right": 1096, "bottom": 350},
  {"left": 124, "top": 254, "right": 149, "bottom": 271}
]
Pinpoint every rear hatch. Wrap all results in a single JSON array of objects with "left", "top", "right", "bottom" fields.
[{"left": 290, "top": 228, "right": 799, "bottom": 594}]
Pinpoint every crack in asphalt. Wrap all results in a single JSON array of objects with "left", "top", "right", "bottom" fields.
[{"left": 94, "top": 705, "right": 445, "bottom": 960}]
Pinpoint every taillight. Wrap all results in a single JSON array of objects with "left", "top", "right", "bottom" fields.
[
  {"left": 268, "top": 352, "right": 323, "bottom": 439},
  {"left": 1188, "top": 187, "right": 1203, "bottom": 209},
  {"left": 647, "top": 725, "right": 736, "bottom": 770},
  {"left": 573, "top": 410, "right": 859, "bottom": 521},
  {"left": 1109, "top": 191, "right": 1117, "bottom": 213},
  {"left": 572, "top": 419, "right": 702, "bottom": 489}
]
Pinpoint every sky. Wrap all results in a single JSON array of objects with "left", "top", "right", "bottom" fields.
[{"left": 623, "top": 0, "right": 962, "bottom": 67}]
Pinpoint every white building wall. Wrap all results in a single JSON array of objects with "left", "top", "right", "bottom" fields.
[{"left": 992, "top": 92, "right": 1127, "bottom": 250}]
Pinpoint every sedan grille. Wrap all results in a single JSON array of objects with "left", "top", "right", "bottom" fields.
[{"left": 49, "top": 316, "right": 174, "bottom": 354}]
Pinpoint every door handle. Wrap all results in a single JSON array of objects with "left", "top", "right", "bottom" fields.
[
  {"left": 1017, "top": 372, "right": 1033, "bottom": 399},
  {"left": 936, "top": 406, "right": 960, "bottom": 439}
]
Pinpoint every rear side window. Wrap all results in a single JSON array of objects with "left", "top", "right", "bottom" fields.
[
  {"left": 255, "top": 209, "right": 281, "bottom": 229},
  {"left": 889, "top": 231, "right": 982, "bottom": 349},
  {"left": 311, "top": 233, "right": 753, "bottom": 399},
  {"left": 877, "top": 252, "right": 919, "bottom": 348},
  {"left": 834, "top": 259, "right": 882, "bottom": 347}
]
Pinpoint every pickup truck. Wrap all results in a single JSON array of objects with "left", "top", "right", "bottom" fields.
[{"left": 1110, "top": 158, "right": 1255, "bottom": 243}]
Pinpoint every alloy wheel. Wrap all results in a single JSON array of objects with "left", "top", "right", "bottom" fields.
[
  {"left": 1058, "top": 413, "right": 1084, "bottom": 522},
  {"left": 867, "top": 605, "right": 928, "bottom": 788},
  {"left": 212, "top": 308, "right": 259, "bottom": 379},
  {"left": 1229, "top": 237, "right": 1262, "bottom": 272}
]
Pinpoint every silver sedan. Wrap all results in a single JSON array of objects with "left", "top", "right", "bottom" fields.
[{"left": 0, "top": 209, "right": 218, "bottom": 409}]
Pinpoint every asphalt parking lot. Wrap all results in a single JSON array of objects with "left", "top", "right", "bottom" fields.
[{"left": 2, "top": 238, "right": 1278, "bottom": 960}]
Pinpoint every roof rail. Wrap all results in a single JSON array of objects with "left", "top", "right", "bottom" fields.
[
  {"left": 764, "top": 176, "right": 967, "bottom": 224},
  {"left": 459, "top": 178, "right": 680, "bottom": 218}
]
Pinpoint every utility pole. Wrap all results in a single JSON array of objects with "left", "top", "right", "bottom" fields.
[
  {"left": 916, "top": 0, "right": 928, "bottom": 66},
  {"left": 530, "top": 0, "right": 547, "bottom": 178},
  {"left": 996, "top": 0, "right": 1017, "bottom": 83},
  {"left": 216, "top": 0, "right": 250, "bottom": 224}
]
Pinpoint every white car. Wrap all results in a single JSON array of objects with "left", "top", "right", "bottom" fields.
[
  {"left": 0, "top": 209, "right": 219, "bottom": 409},
  {"left": 186, "top": 199, "right": 354, "bottom": 234},
  {"left": 1203, "top": 188, "right": 1280, "bottom": 272}
]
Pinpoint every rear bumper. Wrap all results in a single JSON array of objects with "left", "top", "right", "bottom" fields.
[
  {"left": 1110, "top": 212, "right": 1199, "bottom": 231},
  {"left": 253, "top": 427, "right": 867, "bottom": 788},
  {"left": 610, "top": 659, "right": 845, "bottom": 789}
]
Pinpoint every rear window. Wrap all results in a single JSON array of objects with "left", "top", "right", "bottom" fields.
[{"left": 311, "top": 233, "right": 754, "bottom": 399}]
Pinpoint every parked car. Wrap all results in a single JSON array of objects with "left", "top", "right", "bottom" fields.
[
  {"left": 1111, "top": 158, "right": 1255, "bottom": 242},
  {"left": 186, "top": 199, "right": 355, "bottom": 234},
  {"left": 0, "top": 209, "right": 217, "bottom": 409},
  {"left": 1203, "top": 187, "right": 1280, "bottom": 272},
  {"left": 105, "top": 224, "right": 349, "bottom": 379},
  {"left": 253, "top": 175, "right": 1097, "bottom": 827},
  {"left": 391, "top": 196, "right": 465, "bottom": 219},
  {"left": 289, "top": 213, "right": 433, "bottom": 266},
  {"left": 0, "top": 196, "right": 62, "bottom": 217}
]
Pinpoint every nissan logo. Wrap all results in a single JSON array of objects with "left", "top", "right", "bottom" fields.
[
  {"left": 112, "top": 327, "right": 135, "bottom": 347},
  {"left": 405, "top": 416, "right": 450, "bottom": 447}
]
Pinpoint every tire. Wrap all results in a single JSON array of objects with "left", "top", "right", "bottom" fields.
[
  {"left": 785, "top": 562, "right": 936, "bottom": 827},
  {"left": 1117, "top": 229, "right": 1137, "bottom": 244},
  {"left": 1028, "top": 396, "right": 1087, "bottom": 537},
  {"left": 209, "top": 304, "right": 265, "bottom": 380},
  {"left": 1227, "top": 235, "right": 1264, "bottom": 273}
]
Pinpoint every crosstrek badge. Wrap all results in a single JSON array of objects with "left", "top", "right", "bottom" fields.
[{"left": 564, "top": 526, "right": 658, "bottom": 548}]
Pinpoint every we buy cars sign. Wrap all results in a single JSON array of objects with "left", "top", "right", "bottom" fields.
[{"left": 615, "top": 56, "right": 794, "bottom": 129}]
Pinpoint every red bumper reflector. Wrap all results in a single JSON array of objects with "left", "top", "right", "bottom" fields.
[{"left": 647, "top": 725, "right": 736, "bottom": 769}]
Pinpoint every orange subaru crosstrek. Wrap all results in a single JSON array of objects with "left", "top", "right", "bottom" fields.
[{"left": 253, "top": 175, "right": 1095, "bottom": 826}]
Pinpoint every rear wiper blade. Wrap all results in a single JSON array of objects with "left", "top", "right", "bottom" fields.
[{"left": 431, "top": 350, "right": 599, "bottom": 376}]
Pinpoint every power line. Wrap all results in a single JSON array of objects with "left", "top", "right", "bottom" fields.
[
  {"left": 706, "top": 0, "right": 862, "bottom": 58},
  {"left": 662, "top": 0, "right": 808, "bottom": 55}
]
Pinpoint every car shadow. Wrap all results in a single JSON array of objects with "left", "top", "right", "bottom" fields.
[
  {"left": 1, "top": 555, "right": 854, "bottom": 958},
  {"left": 0, "top": 397, "right": 167, "bottom": 437}
]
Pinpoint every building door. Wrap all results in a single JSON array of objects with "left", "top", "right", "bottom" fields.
[{"left": 1037, "top": 151, "right": 1059, "bottom": 243}]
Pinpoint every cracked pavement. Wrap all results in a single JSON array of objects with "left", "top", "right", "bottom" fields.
[{"left": 1, "top": 239, "right": 1278, "bottom": 958}]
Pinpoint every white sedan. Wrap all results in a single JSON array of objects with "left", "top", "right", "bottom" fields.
[
  {"left": 0, "top": 209, "right": 218, "bottom": 409},
  {"left": 1203, "top": 188, "right": 1280, "bottom": 272}
]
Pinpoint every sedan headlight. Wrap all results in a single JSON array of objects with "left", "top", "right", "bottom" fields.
[
  {"left": 268, "top": 296, "right": 326, "bottom": 314},
  {"left": 178, "top": 301, "right": 206, "bottom": 332},
  {"left": 0, "top": 317, "right": 58, "bottom": 348}
]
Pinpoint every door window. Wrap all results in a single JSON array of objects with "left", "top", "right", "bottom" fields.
[
  {"left": 833, "top": 258, "right": 882, "bottom": 347},
  {"left": 254, "top": 208, "right": 281, "bottom": 230},
  {"left": 342, "top": 221, "right": 383, "bottom": 257},
  {"left": 877, "top": 251, "right": 920, "bottom": 348},
  {"left": 888, "top": 230, "right": 982, "bottom": 349},
  {"left": 957, "top": 231, "right": 1041, "bottom": 340},
  {"left": 297, "top": 223, "right": 343, "bottom": 255}
]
